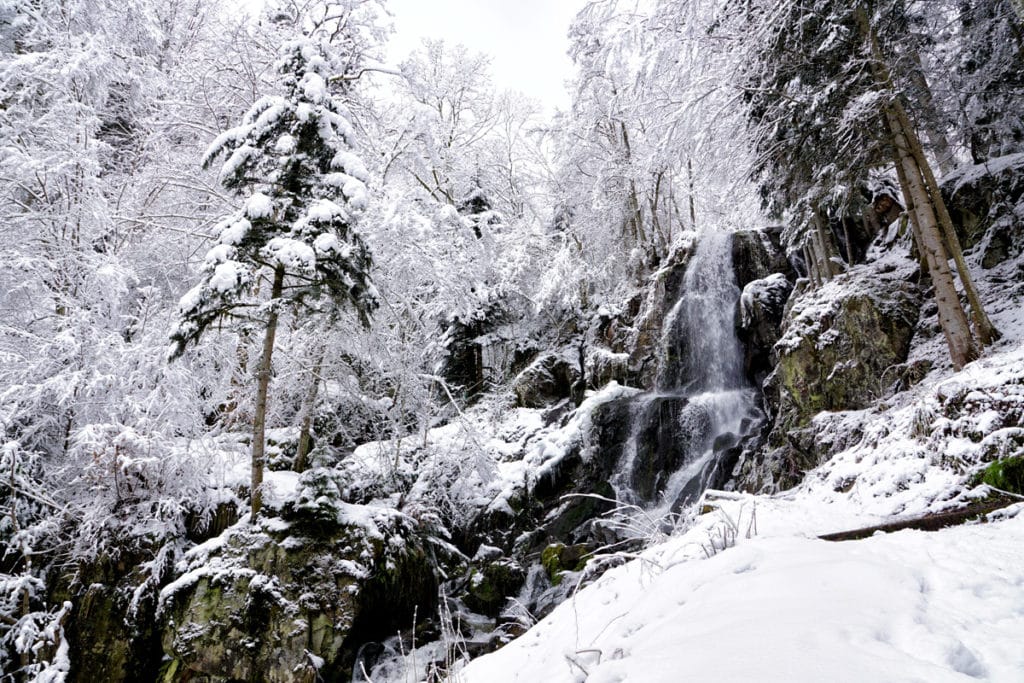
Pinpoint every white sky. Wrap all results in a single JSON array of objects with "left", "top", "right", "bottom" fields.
[{"left": 384, "top": 0, "right": 585, "bottom": 110}]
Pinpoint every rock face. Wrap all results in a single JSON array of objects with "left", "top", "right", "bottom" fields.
[
  {"left": 738, "top": 273, "right": 794, "bottom": 386},
  {"left": 511, "top": 352, "right": 580, "bottom": 408},
  {"left": 159, "top": 485, "right": 436, "bottom": 683},
  {"left": 730, "top": 228, "right": 796, "bottom": 386},
  {"left": 626, "top": 240, "right": 697, "bottom": 389},
  {"left": 60, "top": 539, "right": 170, "bottom": 683},
  {"left": 739, "top": 263, "right": 922, "bottom": 490},
  {"left": 942, "top": 153, "right": 1024, "bottom": 266},
  {"left": 731, "top": 226, "right": 793, "bottom": 289}
]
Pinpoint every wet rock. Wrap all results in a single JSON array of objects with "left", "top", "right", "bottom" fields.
[
  {"left": 738, "top": 273, "right": 794, "bottom": 386},
  {"left": 540, "top": 543, "right": 591, "bottom": 585},
  {"left": 464, "top": 558, "right": 526, "bottom": 617},
  {"left": 627, "top": 241, "right": 697, "bottom": 389},
  {"left": 731, "top": 226, "right": 793, "bottom": 289}
]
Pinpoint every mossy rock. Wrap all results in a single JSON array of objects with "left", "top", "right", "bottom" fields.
[
  {"left": 977, "top": 456, "right": 1024, "bottom": 495},
  {"left": 541, "top": 543, "right": 590, "bottom": 586},
  {"left": 159, "top": 504, "right": 436, "bottom": 682},
  {"left": 464, "top": 559, "right": 525, "bottom": 617}
]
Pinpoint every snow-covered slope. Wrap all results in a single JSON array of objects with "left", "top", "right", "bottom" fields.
[{"left": 459, "top": 497, "right": 1024, "bottom": 683}]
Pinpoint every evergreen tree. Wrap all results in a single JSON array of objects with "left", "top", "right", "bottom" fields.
[
  {"left": 169, "top": 35, "right": 377, "bottom": 518},
  {"left": 739, "top": 0, "right": 997, "bottom": 370},
  {"left": 951, "top": 0, "right": 1024, "bottom": 162}
]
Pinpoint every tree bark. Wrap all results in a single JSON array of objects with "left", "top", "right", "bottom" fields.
[
  {"left": 854, "top": 5, "right": 981, "bottom": 369},
  {"left": 891, "top": 102, "right": 1000, "bottom": 346},
  {"left": 251, "top": 265, "right": 284, "bottom": 519},
  {"left": 294, "top": 347, "right": 324, "bottom": 473},
  {"left": 887, "top": 107, "right": 978, "bottom": 369},
  {"left": 812, "top": 204, "right": 840, "bottom": 277}
]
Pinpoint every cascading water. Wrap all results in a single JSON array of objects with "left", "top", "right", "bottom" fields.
[{"left": 610, "top": 230, "right": 762, "bottom": 514}]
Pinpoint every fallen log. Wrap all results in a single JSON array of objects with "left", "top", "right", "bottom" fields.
[{"left": 818, "top": 494, "right": 1020, "bottom": 542}]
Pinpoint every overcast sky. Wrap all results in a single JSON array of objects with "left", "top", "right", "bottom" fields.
[{"left": 385, "top": 0, "right": 585, "bottom": 110}]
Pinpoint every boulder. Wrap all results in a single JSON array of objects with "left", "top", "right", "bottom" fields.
[
  {"left": 737, "top": 273, "right": 794, "bottom": 386},
  {"left": 739, "top": 263, "right": 922, "bottom": 490},
  {"left": 158, "top": 490, "right": 436, "bottom": 683},
  {"left": 942, "top": 152, "right": 1024, "bottom": 260},
  {"left": 511, "top": 352, "right": 580, "bottom": 408}
]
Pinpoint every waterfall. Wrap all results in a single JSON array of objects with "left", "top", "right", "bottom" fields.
[
  {"left": 657, "top": 229, "right": 746, "bottom": 394},
  {"left": 610, "top": 230, "right": 762, "bottom": 514}
]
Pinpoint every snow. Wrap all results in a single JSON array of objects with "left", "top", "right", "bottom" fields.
[
  {"left": 263, "top": 237, "right": 316, "bottom": 271},
  {"left": 217, "top": 216, "right": 251, "bottom": 245},
  {"left": 331, "top": 151, "right": 369, "bottom": 181},
  {"left": 946, "top": 152, "right": 1024, "bottom": 194},
  {"left": 243, "top": 192, "right": 274, "bottom": 219},
  {"left": 207, "top": 260, "right": 246, "bottom": 293},
  {"left": 313, "top": 232, "right": 353, "bottom": 258},
  {"left": 300, "top": 71, "right": 328, "bottom": 104},
  {"left": 218, "top": 144, "right": 254, "bottom": 182},
  {"left": 306, "top": 198, "right": 346, "bottom": 223},
  {"left": 459, "top": 500, "right": 1024, "bottom": 683},
  {"left": 274, "top": 134, "right": 296, "bottom": 154}
]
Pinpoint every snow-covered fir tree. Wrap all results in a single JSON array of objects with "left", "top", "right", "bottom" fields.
[{"left": 170, "top": 33, "right": 377, "bottom": 518}]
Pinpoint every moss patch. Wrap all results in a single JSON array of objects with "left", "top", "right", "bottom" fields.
[{"left": 977, "top": 456, "right": 1024, "bottom": 495}]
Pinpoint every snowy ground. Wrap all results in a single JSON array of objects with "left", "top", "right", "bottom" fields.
[{"left": 457, "top": 497, "right": 1024, "bottom": 683}]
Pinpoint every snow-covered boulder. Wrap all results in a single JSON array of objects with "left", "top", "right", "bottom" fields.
[
  {"left": 737, "top": 272, "right": 794, "bottom": 384},
  {"left": 157, "top": 491, "right": 435, "bottom": 682},
  {"left": 741, "top": 262, "right": 922, "bottom": 490}
]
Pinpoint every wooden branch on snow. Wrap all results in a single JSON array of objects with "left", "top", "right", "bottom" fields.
[{"left": 818, "top": 495, "right": 1020, "bottom": 542}]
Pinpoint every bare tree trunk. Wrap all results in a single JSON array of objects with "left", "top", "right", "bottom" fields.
[
  {"left": 251, "top": 265, "right": 284, "bottom": 519},
  {"left": 888, "top": 108, "right": 978, "bottom": 369},
  {"left": 294, "top": 346, "right": 325, "bottom": 473},
  {"left": 812, "top": 205, "right": 840, "bottom": 277},
  {"left": 686, "top": 156, "right": 697, "bottom": 229},
  {"left": 803, "top": 242, "right": 822, "bottom": 288},
  {"left": 854, "top": 5, "right": 981, "bottom": 369},
  {"left": 891, "top": 102, "right": 1000, "bottom": 346}
]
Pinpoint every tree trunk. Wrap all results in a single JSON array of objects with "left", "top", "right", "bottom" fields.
[
  {"left": 891, "top": 101, "right": 1000, "bottom": 346},
  {"left": 854, "top": 5, "right": 980, "bottom": 369},
  {"left": 294, "top": 347, "right": 324, "bottom": 473},
  {"left": 906, "top": 50, "right": 955, "bottom": 176},
  {"left": 812, "top": 204, "right": 840, "bottom": 277},
  {"left": 887, "top": 107, "right": 978, "bottom": 369},
  {"left": 803, "top": 242, "right": 822, "bottom": 288},
  {"left": 251, "top": 265, "right": 284, "bottom": 519}
]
